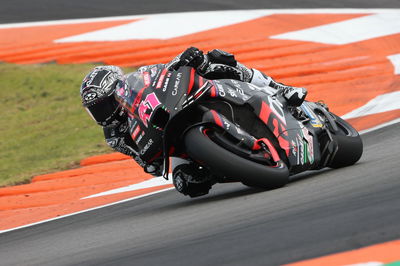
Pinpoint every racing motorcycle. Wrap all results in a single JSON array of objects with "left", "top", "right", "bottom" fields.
[{"left": 115, "top": 66, "right": 363, "bottom": 197}]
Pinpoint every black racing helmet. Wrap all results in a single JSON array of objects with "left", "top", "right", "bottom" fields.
[{"left": 80, "top": 66, "right": 126, "bottom": 127}]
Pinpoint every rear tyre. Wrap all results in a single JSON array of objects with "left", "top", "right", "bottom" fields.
[
  {"left": 328, "top": 114, "right": 363, "bottom": 168},
  {"left": 184, "top": 126, "right": 289, "bottom": 189}
]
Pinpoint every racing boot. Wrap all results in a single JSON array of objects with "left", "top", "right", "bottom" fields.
[
  {"left": 250, "top": 69, "right": 307, "bottom": 107},
  {"left": 172, "top": 163, "right": 215, "bottom": 198},
  {"left": 282, "top": 86, "right": 308, "bottom": 107}
]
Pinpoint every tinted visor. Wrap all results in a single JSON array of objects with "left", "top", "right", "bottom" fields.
[{"left": 85, "top": 94, "right": 120, "bottom": 125}]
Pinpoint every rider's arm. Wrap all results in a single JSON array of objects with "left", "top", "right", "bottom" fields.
[
  {"left": 166, "top": 47, "right": 278, "bottom": 85},
  {"left": 167, "top": 47, "right": 307, "bottom": 105},
  {"left": 103, "top": 122, "right": 153, "bottom": 171},
  {"left": 165, "top": 47, "right": 253, "bottom": 82},
  {"left": 199, "top": 49, "right": 293, "bottom": 90},
  {"left": 103, "top": 122, "right": 163, "bottom": 176}
]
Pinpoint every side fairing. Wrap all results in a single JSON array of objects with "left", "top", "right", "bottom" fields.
[{"left": 208, "top": 79, "right": 319, "bottom": 172}]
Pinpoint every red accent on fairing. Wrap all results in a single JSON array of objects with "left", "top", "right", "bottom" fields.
[
  {"left": 132, "top": 86, "right": 146, "bottom": 112},
  {"left": 187, "top": 68, "right": 196, "bottom": 95},
  {"left": 143, "top": 72, "right": 151, "bottom": 87},
  {"left": 199, "top": 76, "right": 204, "bottom": 88},
  {"left": 252, "top": 141, "right": 261, "bottom": 150},
  {"left": 156, "top": 68, "right": 168, "bottom": 89},
  {"left": 210, "top": 110, "right": 223, "bottom": 127},
  {"left": 259, "top": 101, "right": 272, "bottom": 124},
  {"left": 148, "top": 151, "right": 162, "bottom": 163},
  {"left": 194, "top": 90, "right": 203, "bottom": 99},
  {"left": 273, "top": 120, "right": 290, "bottom": 156},
  {"left": 210, "top": 86, "right": 217, "bottom": 97},
  {"left": 273, "top": 119, "right": 280, "bottom": 136},
  {"left": 255, "top": 138, "right": 281, "bottom": 162},
  {"left": 259, "top": 101, "right": 290, "bottom": 156},
  {"left": 131, "top": 125, "right": 141, "bottom": 140}
]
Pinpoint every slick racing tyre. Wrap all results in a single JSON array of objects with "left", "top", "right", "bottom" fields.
[
  {"left": 184, "top": 125, "right": 289, "bottom": 189},
  {"left": 328, "top": 114, "right": 363, "bottom": 168}
]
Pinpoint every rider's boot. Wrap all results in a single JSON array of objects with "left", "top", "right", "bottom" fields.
[
  {"left": 282, "top": 86, "right": 308, "bottom": 107},
  {"left": 172, "top": 163, "right": 214, "bottom": 198},
  {"left": 249, "top": 69, "right": 307, "bottom": 107}
]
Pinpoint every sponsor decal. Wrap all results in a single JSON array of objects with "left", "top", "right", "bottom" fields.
[
  {"left": 226, "top": 87, "right": 237, "bottom": 98},
  {"left": 291, "top": 140, "right": 298, "bottom": 157},
  {"left": 216, "top": 83, "right": 225, "bottom": 97},
  {"left": 296, "top": 121, "right": 314, "bottom": 164},
  {"left": 140, "top": 138, "right": 154, "bottom": 155},
  {"left": 131, "top": 125, "right": 141, "bottom": 140},
  {"left": 295, "top": 138, "right": 301, "bottom": 165},
  {"left": 138, "top": 92, "right": 162, "bottom": 127},
  {"left": 297, "top": 134, "right": 305, "bottom": 165},
  {"left": 221, "top": 117, "right": 231, "bottom": 131},
  {"left": 119, "top": 122, "right": 129, "bottom": 133},
  {"left": 301, "top": 126, "right": 314, "bottom": 164},
  {"left": 301, "top": 103, "right": 323, "bottom": 128},
  {"left": 162, "top": 72, "right": 172, "bottom": 92},
  {"left": 156, "top": 69, "right": 168, "bottom": 88},
  {"left": 83, "top": 91, "right": 97, "bottom": 102},
  {"left": 172, "top": 72, "right": 182, "bottom": 96},
  {"left": 136, "top": 131, "right": 145, "bottom": 144},
  {"left": 143, "top": 72, "right": 151, "bottom": 87}
]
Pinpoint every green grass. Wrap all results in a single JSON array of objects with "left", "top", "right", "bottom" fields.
[{"left": 0, "top": 63, "right": 134, "bottom": 187}]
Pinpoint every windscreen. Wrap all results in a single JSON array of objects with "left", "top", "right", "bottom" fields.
[{"left": 114, "top": 71, "right": 146, "bottom": 114}]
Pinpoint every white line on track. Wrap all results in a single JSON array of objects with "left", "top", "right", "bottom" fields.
[
  {"left": 341, "top": 91, "right": 400, "bottom": 120},
  {"left": 0, "top": 187, "right": 174, "bottom": 234},
  {"left": 271, "top": 13, "right": 400, "bottom": 45},
  {"left": 1, "top": 9, "right": 400, "bottom": 29},
  {"left": 82, "top": 176, "right": 173, "bottom": 199}
]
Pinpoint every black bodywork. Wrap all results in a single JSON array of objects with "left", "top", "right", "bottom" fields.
[{"left": 115, "top": 66, "right": 348, "bottom": 185}]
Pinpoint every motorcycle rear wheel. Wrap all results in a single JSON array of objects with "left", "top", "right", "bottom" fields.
[{"left": 184, "top": 125, "right": 289, "bottom": 189}]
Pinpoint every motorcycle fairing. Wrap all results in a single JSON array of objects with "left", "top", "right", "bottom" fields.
[{"left": 206, "top": 79, "right": 321, "bottom": 172}]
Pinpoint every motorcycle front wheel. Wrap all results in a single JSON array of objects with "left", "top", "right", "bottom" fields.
[
  {"left": 184, "top": 125, "right": 289, "bottom": 189},
  {"left": 328, "top": 114, "right": 363, "bottom": 168}
]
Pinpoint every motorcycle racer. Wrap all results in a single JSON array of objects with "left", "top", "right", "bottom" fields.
[{"left": 80, "top": 47, "right": 308, "bottom": 185}]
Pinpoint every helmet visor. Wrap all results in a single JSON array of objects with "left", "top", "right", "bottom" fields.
[{"left": 85, "top": 94, "right": 120, "bottom": 125}]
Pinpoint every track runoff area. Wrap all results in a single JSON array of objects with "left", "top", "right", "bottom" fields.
[{"left": 1, "top": 8, "right": 400, "bottom": 265}]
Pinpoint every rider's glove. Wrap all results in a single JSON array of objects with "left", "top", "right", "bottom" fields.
[
  {"left": 206, "top": 49, "right": 237, "bottom": 66},
  {"left": 172, "top": 47, "right": 205, "bottom": 70}
]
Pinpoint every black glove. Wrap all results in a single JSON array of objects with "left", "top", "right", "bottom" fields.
[
  {"left": 172, "top": 47, "right": 205, "bottom": 70},
  {"left": 206, "top": 49, "right": 237, "bottom": 67}
]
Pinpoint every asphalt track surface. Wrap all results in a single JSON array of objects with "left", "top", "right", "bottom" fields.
[
  {"left": 2, "top": 0, "right": 400, "bottom": 23},
  {"left": 1, "top": 1, "right": 400, "bottom": 266},
  {"left": 1, "top": 124, "right": 400, "bottom": 266}
]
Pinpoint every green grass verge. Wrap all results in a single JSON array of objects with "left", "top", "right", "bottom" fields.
[{"left": 0, "top": 63, "right": 134, "bottom": 187}]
